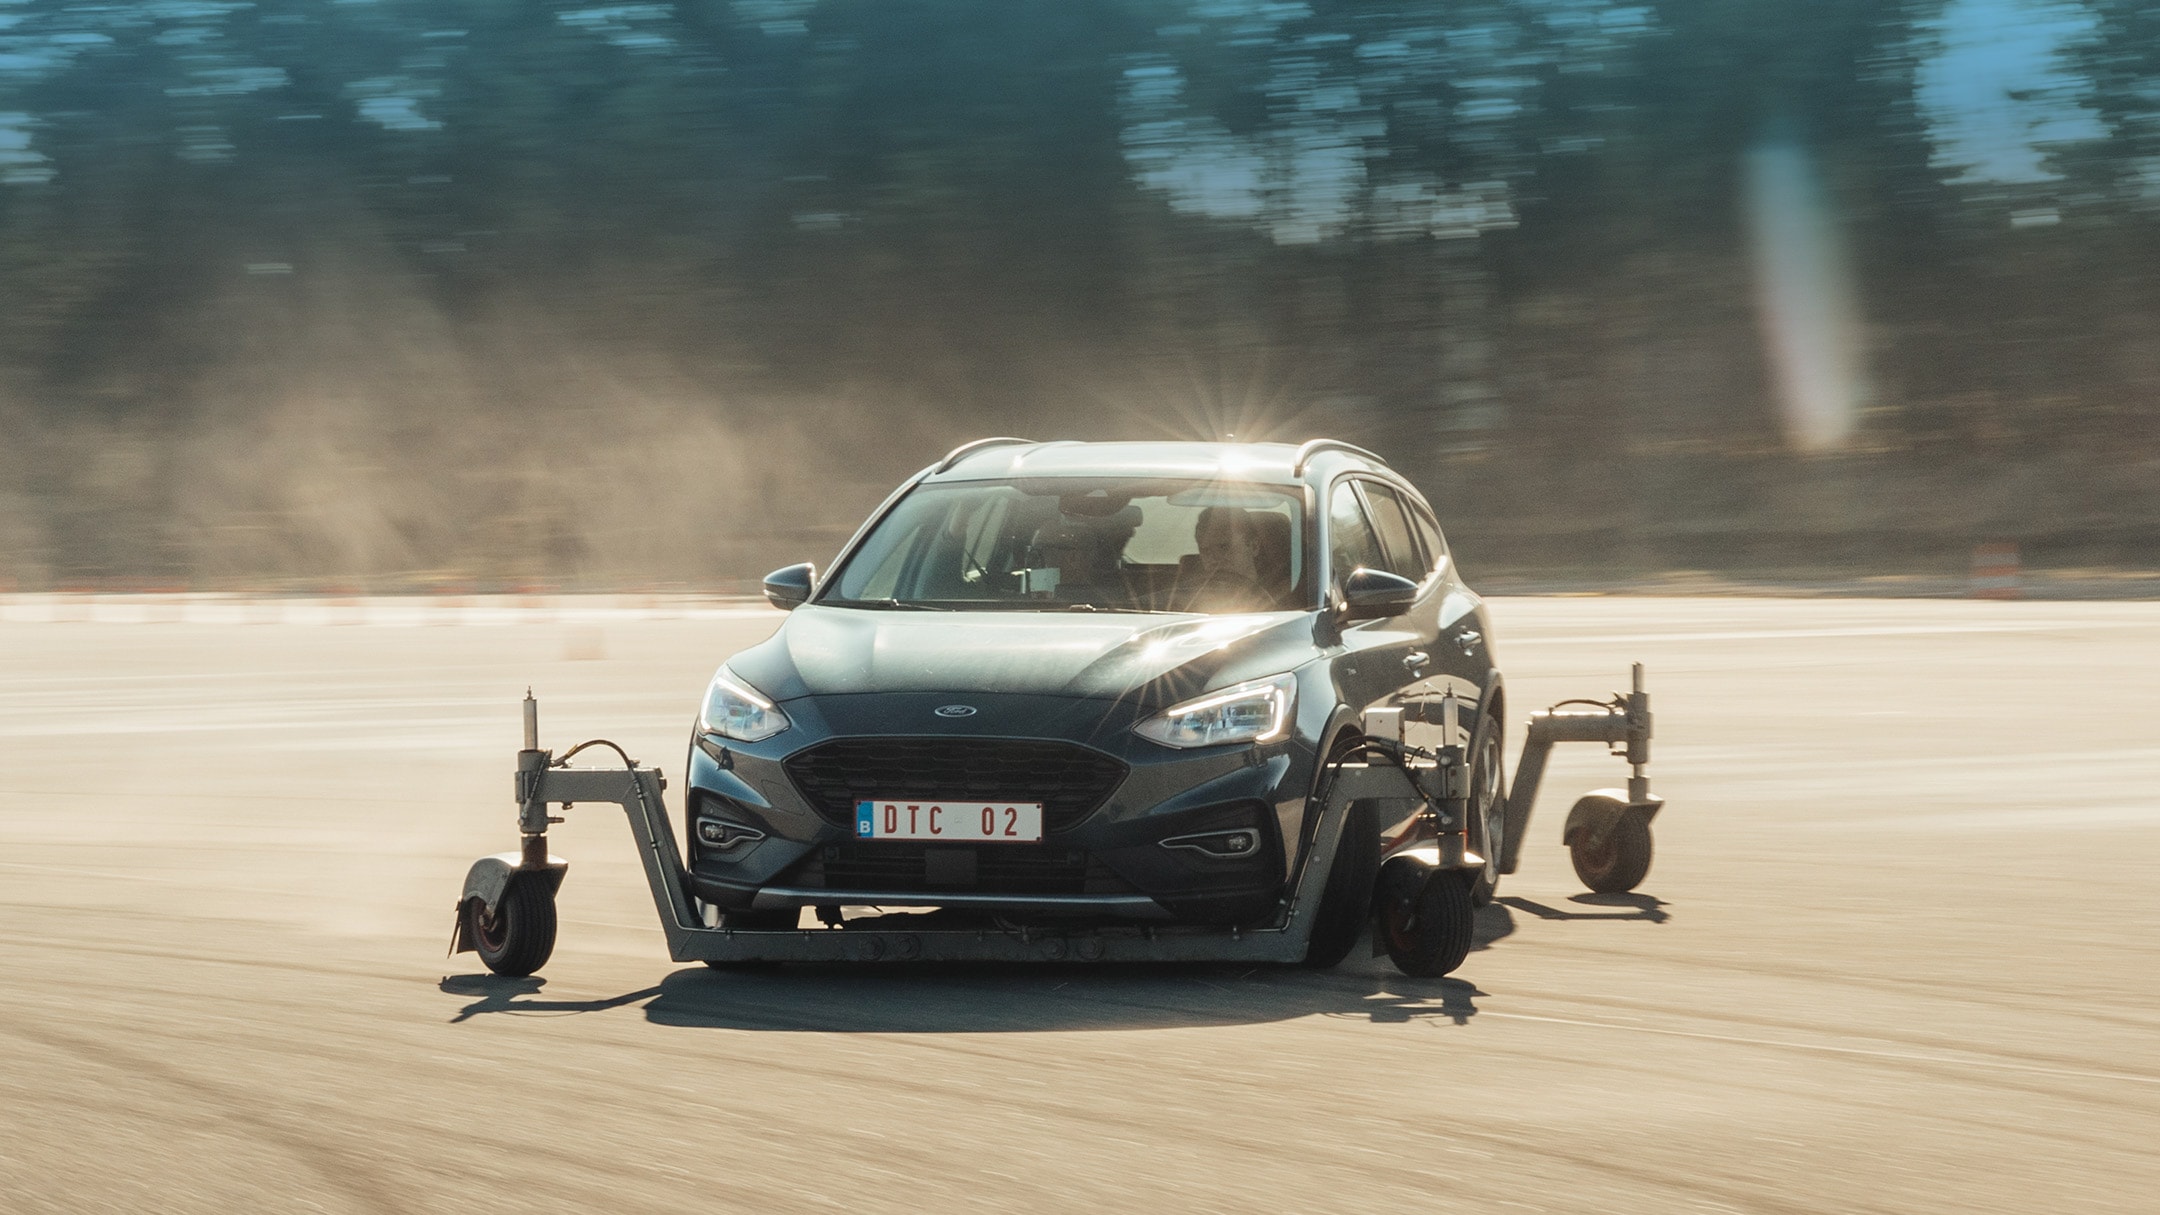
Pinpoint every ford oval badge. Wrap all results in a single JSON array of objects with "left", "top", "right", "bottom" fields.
[{"left": 934, "top": 704, "right": 978, "bottom": 718}]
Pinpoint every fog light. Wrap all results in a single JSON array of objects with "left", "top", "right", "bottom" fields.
[
  {"left": 696, "top": 817, "right": 766, "bottom": 851},
  {"left": 1160, "top": 828, "right": 1260, "bottom": 858}
]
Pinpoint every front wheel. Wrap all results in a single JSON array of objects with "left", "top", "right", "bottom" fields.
[
  {"left": 1302, "top": 801, "right": 1379, "bottom": 969},
  {"left": 467, "top": 879, "right": 557, "bottom": 977},
  {"left": 1569, "top": 812, "right": 1653, "bottom": 894},
  {"left": 1380, "top": 867, "right": 1475, "bottom": 977},
  {"left": 1464, "top": 710, "right": 1506, "bottom": 907}
]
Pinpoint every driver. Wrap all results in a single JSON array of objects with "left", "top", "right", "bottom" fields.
[
  {"left": 1174, "top": 507, "right": 1273, "bottom": 612},
  {"left": 1031, "top": 507, "right": 1140, "bottom": 605}
]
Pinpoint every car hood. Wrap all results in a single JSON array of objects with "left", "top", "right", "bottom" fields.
[{"left": 727, "top": 604, "right": 1319, "bottom": 704}]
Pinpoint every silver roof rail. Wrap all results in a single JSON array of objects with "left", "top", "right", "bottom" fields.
[
  {"left": 933, "top": 436, "right": 1037, "bottom": 474},
  {"left": 1292, "top": 439, "right": 1389, "bottom": 476}
]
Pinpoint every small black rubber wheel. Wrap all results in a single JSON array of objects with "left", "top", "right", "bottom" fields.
[
  {"left": 1302, "top": 801, "right": 1380, "bottom": 969},
  {"left": 1380, "top": 868, "right": 1475, "bottom": 978},
  {"left": 469, "top": 880, "right": 557, "bottom": 977},
  {"left": 1570, "top": 813, "right": 1653, "bottom": 894},
  {"left": 1464, "top": 710, "right": 1506, "bottom": 907}
]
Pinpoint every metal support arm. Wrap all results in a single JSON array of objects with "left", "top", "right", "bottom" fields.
[{"left": 1498, "top": 663, "right": 1655, "bottom": 874}]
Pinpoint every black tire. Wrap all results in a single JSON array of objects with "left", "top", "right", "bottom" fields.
[
  {"left": 1303, "top": 800, "right": 1380, "bottom": 969},
  {"left": 1464, "top": 709, "right": 1506, "bottom": 907},
  {"left": 469, "top": 879, "right": 557, "bottom": 977},
  {"left": 1570, "top": 812, "right": 1653, "bottom": 894},
  {"left": 1379, "top": 867, "right": 1475, "bottom": 978}
]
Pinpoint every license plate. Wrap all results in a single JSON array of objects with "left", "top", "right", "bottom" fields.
[{"left": 855, "top": 800, "right": 1044, "bottom": 843}]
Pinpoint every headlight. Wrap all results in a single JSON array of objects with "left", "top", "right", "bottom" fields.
[
  {"left": 1135, "top": 673, "right": 1295, "bottom": 749},
  {"left": 698, "top": 669, "right": 790, "bottom": 742}
]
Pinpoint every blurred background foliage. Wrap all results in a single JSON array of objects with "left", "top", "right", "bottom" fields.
[{"left": 0, "top": 0, "right": 2155, "bottom": 588}]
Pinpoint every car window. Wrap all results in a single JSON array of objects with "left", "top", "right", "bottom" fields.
[
  {"left": 1327, "top": 481, "right": 1387, "bottom": 591},
  {"left": 1406, "top": 498, "right": 1446, "bottom": 570},
  {"left": 824, "top": 477, "right": 1305, "bottom": 613},
  {"left": 1358, "top": 483, "right": 1427, "bottom": 580}
]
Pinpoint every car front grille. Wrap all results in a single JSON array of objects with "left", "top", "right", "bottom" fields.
[
  {"left": 782, "top": 841, "right": 1136, "bottom": 897},
  {"left": 782, "top": 736, "right": 1127, "bottom": 833}
]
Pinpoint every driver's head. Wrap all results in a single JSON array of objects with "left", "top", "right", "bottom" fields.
[
  {"left": 1194, "top": 507, "right": 1257, "bottom": 579},
  {"left": 1035, "top": 522, "right": 1101, "bottom": 579},
  {"left": 1035, "top": 509, "right": 1137, "bottom": 585}
]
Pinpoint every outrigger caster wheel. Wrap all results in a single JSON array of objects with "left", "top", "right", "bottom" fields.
[
  {"left": 1379, "top": 867, "right": 1475, "bottom": 978},
  {"left": 1568, "top": 805, "right": 1653, "bottom": 894},
  {"left": 466, "top": 879, "right": 558, "bottom": 977}
]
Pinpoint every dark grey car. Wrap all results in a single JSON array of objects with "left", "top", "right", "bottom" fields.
[{"left": 681, "top": 439, "right": 1504, "bottom": 965}]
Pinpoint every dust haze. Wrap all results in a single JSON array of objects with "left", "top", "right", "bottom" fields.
[{"left": 0, "top": 231, "right": 951, "bottom": 591}]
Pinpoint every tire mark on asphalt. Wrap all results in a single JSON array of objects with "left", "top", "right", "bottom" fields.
[
  {"left": 1521, "top": 971, "right": 2160, "bottom": 1069},
  {"left": 1264, "top": 969, "right": 2160, "bottom": 1114},
  {"left": 5, "top": 1015, "right": 781, "bottom": 1213},
  {"left": 629, "top": 1018, "right": 1881, "bottom": 1215},
  {"left": 1509, "top": 936, "right": 2160, "bottom": 1035},
  {"left": 1481, "top": 1008, "right": 2160, "bottom": 1088},
  {"left": 1285, "top": 958, "right": 2160, "bottom": 1075},
  {"left": 0, "top": 1020, "right": 411, "bottom": 1215},
  {"left": 0, "top": 929, "right": 425, "bottom": 986}
]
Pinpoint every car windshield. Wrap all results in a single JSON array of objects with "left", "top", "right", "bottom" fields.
[{"left": 824, "top": 477, "right": 1307, "bottom": 613}]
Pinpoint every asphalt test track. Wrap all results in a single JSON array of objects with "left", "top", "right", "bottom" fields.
[{"left": 3, "top": 597, "right": 2156, "bottom": 1213}]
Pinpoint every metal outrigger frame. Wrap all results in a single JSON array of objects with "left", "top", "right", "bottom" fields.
[
  {"left": 452, "top": 667, "right": 1658, "bottom": 975},
  {"left": 1500, "top": 662, "right": 1661, "bottom": 883}
]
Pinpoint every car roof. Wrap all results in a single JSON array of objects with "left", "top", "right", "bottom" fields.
[{"left": 924, "top": 439, "right": 1392, "bottom": 487}]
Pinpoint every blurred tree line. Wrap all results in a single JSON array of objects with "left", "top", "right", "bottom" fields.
[{"left": 0, "top": 0, "right": 2155, "bottom": 587}]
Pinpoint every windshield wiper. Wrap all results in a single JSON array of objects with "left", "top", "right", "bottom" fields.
[
  {"left": 998, "top": 603, "right": 1181, "bottom": 614},
  {"left": 832, "top": 598, "right": 953, "bottom": 611}
]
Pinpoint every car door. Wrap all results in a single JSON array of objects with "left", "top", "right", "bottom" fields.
[
  {"left": 1353, "top": 480, "right": 1456, "bottom": 754},
  {"left": 1324, "top": 479, "right": 1432, "bottom": 737},
  {"left": 1402, "top": 494, "right": 1490, "bottom": 723}
]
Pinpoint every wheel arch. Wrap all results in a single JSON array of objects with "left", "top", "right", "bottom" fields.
[{"left": 1477, "top": 668, "right": 1506, "bottom": 742}]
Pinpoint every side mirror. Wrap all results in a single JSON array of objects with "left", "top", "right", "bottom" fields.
[
  {"left": 762, "top": 562, "right": 815, "bottom": 611},
  {"left": 1338, "top": 567, "right": 1418, "bottom": 621}
]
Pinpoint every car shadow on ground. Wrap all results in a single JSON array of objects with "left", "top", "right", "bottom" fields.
[{"left": 439, "top": 902, "right": 1526, "bottom": 1031}]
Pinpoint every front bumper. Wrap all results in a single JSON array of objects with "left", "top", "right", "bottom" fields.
[{"left": 684, "top": 691, "right": 1319, "bottom": 924}]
